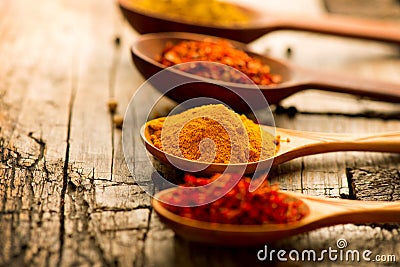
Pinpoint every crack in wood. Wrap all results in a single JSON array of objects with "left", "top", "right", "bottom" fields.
[
  {"left": 300, "top": 159, "right": 305, "bottom": 194},
  {"left": 26, "top": 132, "right": 46, "bottom": 170},
  {"left": 57, "top": 76, "right": 76, "bottom": 267},
  {"left": 275, "top": 105, "right": 400, "bottom": 120},
  {"left": 110, "top": 117, "right": 115, "bottom": 183},
  {"left": 93, "top": 206, "right": 151, "bottom": 212},
  {"left": 109, "top": 33, "right": 123, "bottom": 184}
]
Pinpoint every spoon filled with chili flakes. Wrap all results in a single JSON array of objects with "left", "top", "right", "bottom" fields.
[
  {"left": 159, "top": 39, "right": 282, "bottom": 86},
  {"left": 131, "top": 32, "right": 400, "bottom": 112},
  {"left": 152, "top": 173, "right": 400, "bottom": 246}
]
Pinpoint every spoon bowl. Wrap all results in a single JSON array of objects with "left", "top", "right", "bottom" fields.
[
  {"left": 119, "top": 0, "right": 400, "bottom": 44},
  {"left": 131, "top": 32, "right": 400, "bottom": 112},
  {"left": 141, "top": 117, "right": 400, "bottom": 175},
  {"left": 118, "top": 0, "right": 263, "bottom": 43},
  {"left": 152, "top": 188, "right": 400, "bottom": 246}
]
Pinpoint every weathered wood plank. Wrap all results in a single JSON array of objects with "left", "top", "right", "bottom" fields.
[
  {"left": 0, "top": 0, "right": 133, "bottom": 266},
  {"left": 62, "top": 0, "right": 153, "bottom": 266},
  {"left": 0, "top": 0, "right": 81, "bottom": 266},
  {"left": 110, "top": 13, "right": 142, "bottom": 185}
]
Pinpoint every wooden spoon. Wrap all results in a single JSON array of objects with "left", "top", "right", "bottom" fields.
[
  {"left": 131, "top": 32, "right": 400, "bottom": 112},
  {"left": 119, "top": 0, "right": 400, "bottom": 44},
  {"left": 152, "top": 188, "right": 400, "bottom": 246},
  {"left": 141, "top": 119, "right": 400, "bottom": 175}
]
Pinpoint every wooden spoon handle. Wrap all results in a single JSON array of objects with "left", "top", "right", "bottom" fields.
[
  {"left": 307, "top": 131, "right": 400, "bottom": 152},
  {"left": 301, "top": 70, "right": 400, "bottom": 103},
  {"left": 277, "top": 14, "right": 400, "bottom": 45},
  {"left": 274, "top": 129, "right": 400, "bottom": 165},
  {"left": 301, "top": 196, "right": 400, "bottom": 226}
]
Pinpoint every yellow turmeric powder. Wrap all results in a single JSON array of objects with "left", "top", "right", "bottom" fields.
[
  {"left": 128, "top": 0, "right": 250, "bottom": 26},
  {"left": 147, "top": 104, "right": 275, "bottom": 164}
]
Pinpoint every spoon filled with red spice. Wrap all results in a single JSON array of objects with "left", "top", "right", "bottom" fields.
[
  {"left": 152, "top": 174, "right": 400, "bottom": 246},
  {"left": 119, "top": 0, "right": 400, "bottom": 44},
  {"left": 131, "top": 32, "right": 400, "bottom": 112}
]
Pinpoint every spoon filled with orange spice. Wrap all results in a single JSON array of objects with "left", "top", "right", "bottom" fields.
[
  {"left": 141, "top": 104, "right": 400, "bottom": 175},
  {"left": 131, "top": 32, "right": 400, "bottom": 112},
  {"left": 152, "top": 173, "right": 400, "bottom": 246}
]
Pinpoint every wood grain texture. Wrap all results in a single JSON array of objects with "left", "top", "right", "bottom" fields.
[
  {"left": 323, "top": 0, "right": 400, "bottom": 19},
  {"left": 348, "top": 167, "right": 400, "bottom": 201},
  {"left": 0, "top": 0, "right": 399, "bottom": 266}
]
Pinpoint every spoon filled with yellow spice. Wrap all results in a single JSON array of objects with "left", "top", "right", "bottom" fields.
[
  {"left": 141, "top": 104, "right": 400, "bottom": 175},
  {"left": 119, "top": 0, "right": 400, "bottom": 44}
]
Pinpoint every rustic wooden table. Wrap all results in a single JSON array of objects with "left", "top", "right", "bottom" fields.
[{"left": 1, "top": 0, "right": 400, "bottom": 266}]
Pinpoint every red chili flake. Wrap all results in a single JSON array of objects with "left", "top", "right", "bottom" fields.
[
  {"left": 159, "top": 174, "right": 309, "bottom": 224},
  {"left": 158, "top": 40, "right": 282, "bottom": 86}
]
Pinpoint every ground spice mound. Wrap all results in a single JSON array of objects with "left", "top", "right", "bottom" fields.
[
  {"left": 160, "top": 174, "right": 309, "bottom": 224},
  {"left": 128, "top": 0, "right": 250, "bottom": 26},
  {"left": 147, "top": 104, "right": 276, "bottom": 163}
]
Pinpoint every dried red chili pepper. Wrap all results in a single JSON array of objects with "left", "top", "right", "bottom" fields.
[
  {"left": 160, "top": 174, "right": 309, "bottom": 224},
  {"left": 159, "top": 40, "right": 282, "bottom": 85}
]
